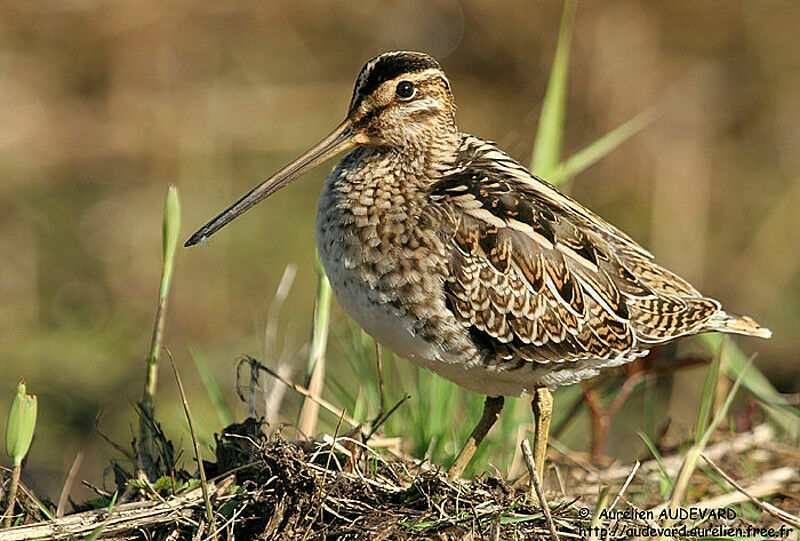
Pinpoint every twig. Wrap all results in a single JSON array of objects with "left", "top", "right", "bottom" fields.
[
  {"left": 263, "top": 362, "right": 293, "bottom": 426},
  {"left": 303, "top": 411, "right": 346, "bottom": 541},
  {"left": 521, "top": 440, "right": 559, "bottom": 541},
  {"left": 2, "top": 465, "right": 21, "bottom": 528},
  {"left": 81, "top": 480, "right": 112, "bottom": 499},
  {"left": 136, "top": 479, "right": 201, "bottom": 530},
  {"left": 57, "top": 451, "right": 84, "bottom": 518},
  {"left": 649, "top": 466, "right": 796, "bottom": 513},
  {"left": 375, "top": 342, "right": 385, "bottom": 420},
  {"left": 548, "top": 437, "right": 601, "bottom": 477},
  {"left": 366, "top": 394, "right": 410, "bottom": 441},
  {"left": 584, "top": 423, "right": 773, "bottom": 483},
  {"left": 261, "top": 265, "right": 298, "bottom": 423},
  {"left": 96, "top": 430, "right": 134, "bottom": 460},
  {"left": 264, "top": 265, "right": 297, "bottom": 354},
  {"left": 553, "top": 464, "right": 567, "bottom": 498},
  {"left": 700, "top": 453, "right": 800, "bottom": 529},
  {"left": 249, "top": 361, "right": 258, "bottom": 419},
  {"left": 204, "top": 502, "right": 246, "bottom": 541},
  {"left": 0, "top": 480, "right": 228, "bottom": 541},
  {"left": 609, "top": 461, "right": 640, "bottom": 512},
  {"left": 167, "top": 352, "right": 215, "bottom": 532},
  {"left": 14, "top": 480, "right": 54, "bottom": 522},
  {"left": 242, "top": 356, "right": 360, "bottom": 429}
]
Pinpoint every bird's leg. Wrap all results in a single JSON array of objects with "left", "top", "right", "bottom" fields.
[
  {"left": 447, "top": 396, "right": 504, "bottom": 478},
  {"left": 531, "top": 387, "right": 553, "bottom": 483},
  {"left": 581, "top": 381, "right": 608, "bottom": 459}
]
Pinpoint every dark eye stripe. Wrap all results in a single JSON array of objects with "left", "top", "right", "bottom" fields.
[
  {"left": 351, "top": 106, "right": 383, "bottom": 129},
  {"left": 408, "top": 109, "right": 439, "bottom": 121}
]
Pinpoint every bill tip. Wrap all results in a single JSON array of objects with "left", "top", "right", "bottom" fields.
[{"left": 184, "top": 233, "right": 207, "bottom": 247}]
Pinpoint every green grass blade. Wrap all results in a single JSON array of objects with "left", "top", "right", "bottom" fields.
[
  {"left": 84, "top": 491, "right": 118, "bottom": 541},
  {"left": 143, "top": 185, "right": 182, "bottom": 406},
  {"left": 189, "top": 346, "right": 234, "bottom": 427},
  {"left": 297, "top": 252, "right": 333, "bottom": 434},
  {"left": 699, "top": 358, "right": 752, "bottom": 448},
  {"left": 138, "top": 186, "right": 181, "bottom": 476},
  {"left": 531, "top": 0, "right": 576, "bottom": 178},
  {"left": 695, "top": 339, "right": 722, "bottom": 443},
  {"left": 636, "top": 430, "right": 673, "bottom": 484},
  {"left": 548, "top": 108, "right": 660, "bottom": 185},
  {"left": 668, "top": 358, "right": 753, "bottom": 509},
  {"left": 636, "top": 430, "right": 674, "bottom": 499},
  {"left": 158, "top": 185, "right": 181, "bottom": 311},
  {"left": 591, "top": 485, "right": 610, "bottom": 528},
  {"left": 700, "top": 334, "right": 800, "bottom": 438},
  {"left": 307, "top": 254, "right": 333, "bottom": 374}
]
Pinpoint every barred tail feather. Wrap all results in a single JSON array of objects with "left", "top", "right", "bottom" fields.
[{"left": 705, "top": 311, "right": 772, "bottom": 339}]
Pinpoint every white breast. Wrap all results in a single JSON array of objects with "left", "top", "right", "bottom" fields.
[{"left": 323, "top": 260, "right": 440, "bottom": 364}]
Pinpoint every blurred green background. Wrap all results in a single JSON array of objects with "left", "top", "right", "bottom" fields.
[{"left": 1, "top": 0, "right": 798, "bottom": 503}]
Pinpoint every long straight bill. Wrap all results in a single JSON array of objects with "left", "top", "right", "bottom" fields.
[{"left": 185, "top": 120, "right": 356, "bottom": 247}]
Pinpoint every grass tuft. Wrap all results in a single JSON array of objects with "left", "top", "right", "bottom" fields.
[{"left": 138, "top": 185, "right": 182, "bottom": 480}]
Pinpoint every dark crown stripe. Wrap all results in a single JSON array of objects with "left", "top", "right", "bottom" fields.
[{"left": 350, "top": 52, "right": 441, "bottom": 111}]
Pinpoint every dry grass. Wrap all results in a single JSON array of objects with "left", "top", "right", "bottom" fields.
[{"left": 0, "top": 417, "right": 797, "bottom": 540}]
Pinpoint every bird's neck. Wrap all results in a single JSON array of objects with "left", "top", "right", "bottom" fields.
[{"left": 370, "top": 128, "right": 461, "bottom": 182}]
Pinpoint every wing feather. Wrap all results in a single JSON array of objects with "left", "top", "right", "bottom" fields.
[{"left": 434, "top": 135, "right": 727, "bottom": 367}]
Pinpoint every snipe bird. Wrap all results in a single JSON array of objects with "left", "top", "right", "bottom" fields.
[{"left": 186, "top": 51, "right": 771, "bottom": 480}]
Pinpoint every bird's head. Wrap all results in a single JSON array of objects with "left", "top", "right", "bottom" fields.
[
  {"left": 185, "top": 51, "right": 454, "bottom": 247},
  {"left": 347, "top": 51, "right": 456, "bottom": 150}
]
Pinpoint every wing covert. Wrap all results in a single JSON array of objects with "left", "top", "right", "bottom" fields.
[{"left": 432, "top": 136, "right": 721, "bottom": 366}]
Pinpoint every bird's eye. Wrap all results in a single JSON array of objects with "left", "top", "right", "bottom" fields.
[{"left": 395, "top": 80, "right": 416, "bottom": 99}]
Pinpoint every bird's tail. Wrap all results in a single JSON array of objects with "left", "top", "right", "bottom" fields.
[{"left": 705, "top": 311, "right": 772, "bottom": 339}]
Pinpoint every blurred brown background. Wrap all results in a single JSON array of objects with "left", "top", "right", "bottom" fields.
[{"left": 0, "top": 0, "right": 797, "bottom": 501}]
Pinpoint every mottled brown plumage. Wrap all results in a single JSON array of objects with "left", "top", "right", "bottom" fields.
[
  {"left": 431, "top": 135, "right": 768, "bottom": 369},
  {"left": 186, "top": 51, "right": 771, "bottom": 478}
]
